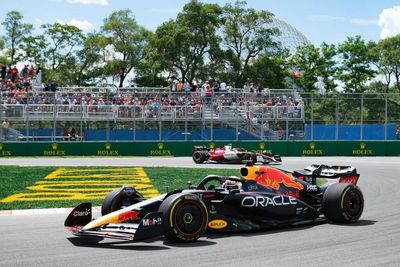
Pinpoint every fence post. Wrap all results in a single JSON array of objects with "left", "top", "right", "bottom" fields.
[
  {"left": 360, "top": 94, "right": 364, "bottom": 140},
  {"left": 336, "top": 94, "right": 339, "bottom": 141},
  {"left": 385, "top": 94, "right": 388, "bottom": 140},
  {"left": 311, "top": 94, "right": 314, "bottom": 140}
]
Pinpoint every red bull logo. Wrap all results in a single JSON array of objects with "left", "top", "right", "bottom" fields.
[
  {"left": 118, "top": 210, "right": 140, "bottom": 222},
  {"left": 241, "top": 166, "right": 304, "bottom": 190}
]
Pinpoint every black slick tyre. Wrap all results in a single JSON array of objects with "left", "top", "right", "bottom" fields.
[
  {"left": 243, "top": 153, "right": 255, "bottom": 162},
  {"left": 101, "top": 186, "right": 144, "bottom": 216},
  {"left": 322, "top": 183, "right": 364, "bottom": 223},
  {"left": 192, "top": 151, "right": 206, "bottom": 164},
  {"left": 159, "top": 193, "right": 208, "bottom": 243}
]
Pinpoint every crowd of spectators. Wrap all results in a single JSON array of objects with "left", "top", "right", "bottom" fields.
[{"left": 1, "top": 66, "right": 303, "bottom": 121}]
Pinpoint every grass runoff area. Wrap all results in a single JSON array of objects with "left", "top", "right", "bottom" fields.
[{"left": 0, "top": 166, "right": 239, "bottom": 210}]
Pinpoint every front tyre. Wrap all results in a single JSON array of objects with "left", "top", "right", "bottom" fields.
[
  {"left": 101, "top": 186, "right": 144, "bottom": 216},
  {"left": 322, "top": 183, "right": 364, "bottom": 223},
  {"left": 159, "top": 193, "right": 208, "bottom": 243}
]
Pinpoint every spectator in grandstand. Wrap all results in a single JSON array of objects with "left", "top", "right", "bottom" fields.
[
  {"left": 28, "top": 65, "right": 35, "bottom": 78},
  {"left": 63, "top": 128, "right": 70, "bottom": 141},
  {"left": 263, "top": 120, "right": 270, "bottom": 138},
  {"left": 69, "top": 128, "right": 78, "bottom": 141},
  {"left": 278, "top": 124, "right": 284, "bottom": 140},
  {"left": 257, "top": 84, "right": 264, "bottom": 93},
  {"left": 50, "top": 80, "right": 58, "bottom": 92},
  {"left": 1, "top": 64, "right": 6, "bottom": 80},
  {"left": 184, "top": 80, "right": 191, "bottom": 92},
  {"left": 212, "top": 81, "right": 219, "bottom": 93},
  {"left": 191, "top": 81, "right": 198, "bottom": 92},
  {"left": 243, "top": 82, "right": 250, "bottom": 93},
  {"left": 176, "top": 81, "right": 184, "bottom": 92},
  {"left": 170, "top": 81, "right": 177, "bottom": 92},
  {"left": 220, "top": 81, "right": 226, "bottom": 92},
  {"left": 2, "top": 118, "right": 10, "bottom": 140},
  {"left": 21, "top": 65, "right": 29, "bottom": 78},
  {"left": 11, "top": 66, "right": 18, "bottom": 83}
]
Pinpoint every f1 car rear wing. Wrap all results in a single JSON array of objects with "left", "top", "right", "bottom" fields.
[
  {"left": 294, "top": 164, "right": 360, "bottom": 185},
  {"left": 192, "top": 146, "right": 210, "bottom": 152}
]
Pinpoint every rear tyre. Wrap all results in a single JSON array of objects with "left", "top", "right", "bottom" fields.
[
  {"left": 101, "top": 186, "right": 144, "bottom": 216},
  {"left": 159, "top": 193, "right": 208, "bottom": 243},
  {"left": 322, "top": 183, "right": 364, "bottom": 223},
  {"left": 192, "top": 151, "right": 206, "bottom": 164},
  {"left": 243, "top": 153, "right": 255, "bottom": 162}
]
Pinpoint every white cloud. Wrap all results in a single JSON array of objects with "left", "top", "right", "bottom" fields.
[
  {"left": 307, "top": 15, "right": 346, "bottom": 22},
  {"left": 67, "top": 0, "right": 108, "bottom": 5},
  {"left": 68, "top": 19, "right": 95, "bottom": 31},
  {"left": 350, "top": 18, "right": 378, "bottom": 25},
  {"left": 378, "top": 6, "right": 400, "bottom": 39},
  {"left": 57, "top": 19, "right": 95, "bottom": 31}
]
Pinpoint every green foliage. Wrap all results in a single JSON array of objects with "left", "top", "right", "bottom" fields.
[
  {"left": 245, "top": 55, "right": 287, "bottom": 88},
  {"left": 290, "top": 44, "right": 322, "bottom": 92},
  {"left": 19, "top": 34, "right": 47, "bottom": 65},
  {"left": 1, "top": 10, "right": 33, "bottom": 64},
  {"left": 101, "top": 9, "right": 150, "bottom": 87},
  {"left": 152, "top": 0, "right": 223, "bottom": 84},
  {"left": 42, "top": 23, "right": 84, "bottom": 71},
  {"left": 222, "top": 1, "right": 280, "bottom": 86},
  {"left": 369, "top": 35, "right": 400, "bottom": 93},
  {"left": 337, "top": 36, "right": 375, "bottom": 93}
]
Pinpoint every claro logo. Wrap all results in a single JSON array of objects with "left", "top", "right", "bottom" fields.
[
  {"left": 73, "top": 208, "right": 91, "bottom": 217},
  {"left": 241, "top": 195, "right": 297, "bottom": 208},
  {"left": 208, "top": 219, "right": 228, "bottom": 229}
]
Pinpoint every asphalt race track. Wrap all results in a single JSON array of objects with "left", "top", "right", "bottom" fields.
[{"left": 1, "top": 157, "right": 400, "bottom": 266}]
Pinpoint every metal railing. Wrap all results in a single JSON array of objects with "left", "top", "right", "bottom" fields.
[{"left": 1, "top": 91, "right": 399, "bottom": 141}]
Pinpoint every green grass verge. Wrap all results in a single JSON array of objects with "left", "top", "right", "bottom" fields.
[{"left": 0, "top": 166, "right": 239, "bottom": 210}]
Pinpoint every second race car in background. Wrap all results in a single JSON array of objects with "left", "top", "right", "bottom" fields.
[{"left": 192, "top": 144, "right": 282, "bottom": 164}]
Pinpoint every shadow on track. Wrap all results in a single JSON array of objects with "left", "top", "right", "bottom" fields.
[{"left": 66, "top": 219, "right": 376, "bottom": 250}]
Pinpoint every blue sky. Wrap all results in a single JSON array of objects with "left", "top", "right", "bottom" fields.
[{"left": 1, "top": 0, "right": 400, "bottom": 45}]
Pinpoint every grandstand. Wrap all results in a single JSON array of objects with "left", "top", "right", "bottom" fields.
[
  {"left": 2, "top": 85, "right": 399, "bottom": 142},
  {"left": 1, "top": 87, "right": 304, "bottom": 141}
]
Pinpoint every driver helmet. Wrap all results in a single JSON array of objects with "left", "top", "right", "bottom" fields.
[
  {"left": 224, "top": 144, "right": 232, "bottom": 151},
  {"left": 262, "top": 150, "right": 271, "bottom": 156}
]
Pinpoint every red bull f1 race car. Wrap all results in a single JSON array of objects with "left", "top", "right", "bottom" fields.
[
  {"left": 192, "top": 144, "right": 282, "bottom": 164},
  {"left": 65, "top": 164, "right": 364, "bottom": 243}
]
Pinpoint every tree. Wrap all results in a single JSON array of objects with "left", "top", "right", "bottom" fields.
[
  {"left": 19, "top": 34, "right": 47, "bottom": 65},
  {"left": 42, "top": 23, "right": 84, "bottom": 71},
  {"left": 73, "top": 33, "right": 107, "bottom": 86},
  {"left": 289, "top": 44, "right": 322, "bottom": 92},
  {"left": 1, "top": 11, "right": 33, "bottom": 64},
  {"left": 245, "top": 55, "right": 287, "bottom": 88},
  {"left": 319, "top": 42, "right": 337, "bottom": 92},
  {"left": 337, "top": 36, "right": 375, "bottom": 93},
  {"left": 101, "top": 9, "right": 150, "bottom": 87},
  {"left": 221, "top": 1, "right": 280, "bottom": 86},
  {"left": 152, "top": 0, "right": 223, "bottom": 84},
  {"left": 369, "top": 35, "right": 400, "bottom": 93}
]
